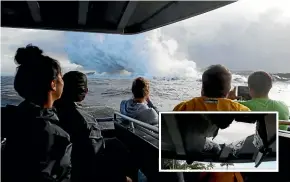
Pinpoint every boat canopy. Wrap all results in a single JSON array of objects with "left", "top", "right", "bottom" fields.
[{"left": 1, "top": 1, "right": 235, "bottom": 34}]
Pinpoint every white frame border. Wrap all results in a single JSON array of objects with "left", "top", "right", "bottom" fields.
[{"left": 158, "top": 111, "right": 279, "bottom": 172}]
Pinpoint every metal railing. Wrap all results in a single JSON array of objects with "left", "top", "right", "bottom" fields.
[
  {"left": 134, "top": 125, "right": 159, "bottom": 139},
  {"left": 114, "top": 112, "right": 159, "bottom": 133}
]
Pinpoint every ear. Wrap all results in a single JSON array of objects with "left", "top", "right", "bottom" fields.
[
  {"left": 249, "top": 87, "right": 254, "bottom": 96},
  {"left": 51, "top": 80, "right": 57, "bottom": 91},
  {"left": 85, "top": 88, "right": 88, "bottom": 94}
]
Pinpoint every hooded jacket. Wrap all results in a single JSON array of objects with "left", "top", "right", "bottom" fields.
[
  {"left": 120, "top": 98, "right": 159, "bottom": 126},
  {"left": 1, "top": 101, "right": 71, "bottom": 182}
]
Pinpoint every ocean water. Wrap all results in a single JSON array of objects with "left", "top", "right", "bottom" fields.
[{"left": 2, "top": 73, "right": 289, "bottom": 111}]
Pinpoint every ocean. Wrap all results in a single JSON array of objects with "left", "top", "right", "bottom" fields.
[{"left": 2, "top": 72, "right": 290, "bottom": 111}]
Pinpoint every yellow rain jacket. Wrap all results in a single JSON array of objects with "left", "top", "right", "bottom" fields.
[{"left": 174, "top": 97, "right": 250, "bottom": 112}]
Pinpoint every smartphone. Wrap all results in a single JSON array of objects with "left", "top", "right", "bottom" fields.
[{"left": 236, "top": 86, "right": 251, "bottom": 101}]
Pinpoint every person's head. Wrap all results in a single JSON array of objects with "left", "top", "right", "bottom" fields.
[
  {"left": 201, "top": 64, "right": 232, "bottom": 98},
  {"left": 61, "top": 71, "right": 88, "bottom": 102},
  {"left": 248, "top": 71, "right": 272, "bottom": 98},
  {"left": 14, "top": 44, "right": 63, "bottom": 108},
  {"left": 131, "top": 77, "right": 150, "bottom": 101}
]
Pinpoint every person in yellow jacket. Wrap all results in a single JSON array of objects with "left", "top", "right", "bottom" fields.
[
  {"left": 173, "top": 65, "right": 250, "bottom": 182},
  {"left": 174, "top": 64, "right": 250, "bottom": 112}
]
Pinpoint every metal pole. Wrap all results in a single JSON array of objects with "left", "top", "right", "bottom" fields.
[{"left": 114, "top": 112, "right": 159, "bottom": 133}]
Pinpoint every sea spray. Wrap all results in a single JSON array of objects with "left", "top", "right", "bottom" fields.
[{"left": 64, "top": 29, "right": 199, "bottom": 78}]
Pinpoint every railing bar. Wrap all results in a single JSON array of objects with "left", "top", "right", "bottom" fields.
[
  {"left": 135, "top": 125, "right": 159, "bottom": 139},
  {"left": 114, "top": 112, "right": 159, "bottom": 133}
]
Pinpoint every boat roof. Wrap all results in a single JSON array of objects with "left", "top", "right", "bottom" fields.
[{"left": 1, "top": 1, "right": 235, "bottom": 34}]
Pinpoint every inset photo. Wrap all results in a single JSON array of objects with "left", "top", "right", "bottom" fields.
[{"left": 159, "top": 112, "right": 278, "bottom": 172}]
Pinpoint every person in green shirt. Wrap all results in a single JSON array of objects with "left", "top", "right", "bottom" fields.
[{"left": 228, "top": 71, "right": 289, "bottom": 130}]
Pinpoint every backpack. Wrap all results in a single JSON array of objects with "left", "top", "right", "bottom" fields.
[{"left": 1, "top": 104, "right": 72, "bottom": 182}]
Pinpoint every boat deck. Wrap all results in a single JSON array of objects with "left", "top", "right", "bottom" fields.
[{"left": 82, "top": 106, "right": 116, "bottom": 130}]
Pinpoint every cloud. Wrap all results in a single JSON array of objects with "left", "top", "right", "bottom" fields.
[
  {"left": 1, "top": 28, "right": 80, "bottom": 75},
  {"left": 1, "top": 0, "right": 290, "bottom": 74},
  {"left": 159, "top": 0, "right": 290, "bottom": 73}
]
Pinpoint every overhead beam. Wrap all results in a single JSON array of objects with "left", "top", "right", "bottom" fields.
[
  {"left": 135, "top": 1, "right": 176, "bottom": 27},
  {"left": 27, "top": 1, "right": 42, "bottom": 23},
  {"left": 78, "top": 1, "right": 89, "bottom": 25},
  {"left": 117, "top": 1, "right": 138, "bottom": 31}
]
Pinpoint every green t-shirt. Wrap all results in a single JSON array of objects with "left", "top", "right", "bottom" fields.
[{"left": 239, "top": 98, "right": 290, "bottom": 130}]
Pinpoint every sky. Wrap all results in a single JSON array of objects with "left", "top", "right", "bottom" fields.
[{"left": 1, "top": 0, "right": 290, "bottom": 75}]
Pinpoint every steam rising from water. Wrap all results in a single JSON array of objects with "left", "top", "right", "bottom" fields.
[{"left": 64, "top": 30, "right": 199, "bottom": 78}]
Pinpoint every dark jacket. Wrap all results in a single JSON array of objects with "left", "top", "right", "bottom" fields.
[
  {"left": 55, "top": 101, "right": 134, "bottom": 182},
  {"left": 54, "top": 101, "right": 107, "bottom": 182},
  {"left": 1, "top": 101, "right": 71, "bottom": 182}
]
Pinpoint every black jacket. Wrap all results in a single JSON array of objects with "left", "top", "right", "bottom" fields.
[
  {"left": 1, "top": 101, "right": 71, "bottom": 182},
  {"left": 55, "top": 101, "right": 107, "bottom": 182},
  {"left": 55, "top": 101, "right": 134, "bottom": 182}
]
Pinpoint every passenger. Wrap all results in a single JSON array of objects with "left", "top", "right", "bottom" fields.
[
  {"left": 173, "top": 65, "right": 250, "bottom": 182},
  {"left": 120, "top": 77, "right": 159, "bottom": 126},
  {"left": 54, "top": 71, "right": 133, "bottom": 182},
  {"left": 174, "top": 64, "right": 250, "bottom": 112},
  {"left": 2, "top": 45, "right": 71, "bottom": 182},
  {"left": 228, "top": 71, "right": 290, "bottom": 130}
]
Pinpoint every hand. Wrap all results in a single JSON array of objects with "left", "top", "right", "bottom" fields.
[
  {"left": 227, "top": 87, "right": 239, "bottom": 100},
  {"left": 146, "top": 96, "right": 150, "bottom": 103},
  {"left": 126, "top": 176, "right": 132, "bottom": 182}
]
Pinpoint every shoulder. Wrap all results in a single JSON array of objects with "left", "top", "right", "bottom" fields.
[
  {"left": 44, "top": 121, "right": 70, "bottom": 141},
  {"left": 173, "top": 97, "right": 204, "bottom": 111},
  {"left": 274, "top": 100, "right": 290, "bottom": 116},
  {"left": 137, "top": 108, "right": 158, "bottom": 124},
  {"left": 120, "top": 99, "right": 132, "bottom": 105},
  {"left": 274, "top": 100, "right": 289, "bottom": 109},
  {"left": 120, "top": 99, "right": 126, "bottom": 105},
  {"left": 59, "top": 104, "right": 86, "bottom": 124},
  {"left": 238, "top": 100, "right": 253, "bottom": 106},
  {"left": 75, "top": 107, "right": 97, "bottom": 127},
  {"left": 173, "top": 101, "right": 186, "bottom": 111},
  {"left": 173, "top": 98, "right": 194, "bottom": 111},
  {"left": 229, "top": 99, "right": 251, "bottom": 111},
  {"left": 139, "top": 108, "right": 158, "bottom": 118}
]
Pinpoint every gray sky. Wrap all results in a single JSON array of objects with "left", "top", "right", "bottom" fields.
[{"left": 1, "top": 0, "right": 290, "bottom": 75}]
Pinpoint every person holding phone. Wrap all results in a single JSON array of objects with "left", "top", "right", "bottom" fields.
[
  {"left": 228, "top": 71, "right": 290, "bottom": 130},
  {"left": 120, "top": 77, "right": 159, "bottom": 126}
]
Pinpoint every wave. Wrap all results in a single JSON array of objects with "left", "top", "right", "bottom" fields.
[
  {"left": 271, "top": 73, "right": 290, "bottom": 82},
  {"left": 233, "top": 71, "right": 290, "bottom": 83}
]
